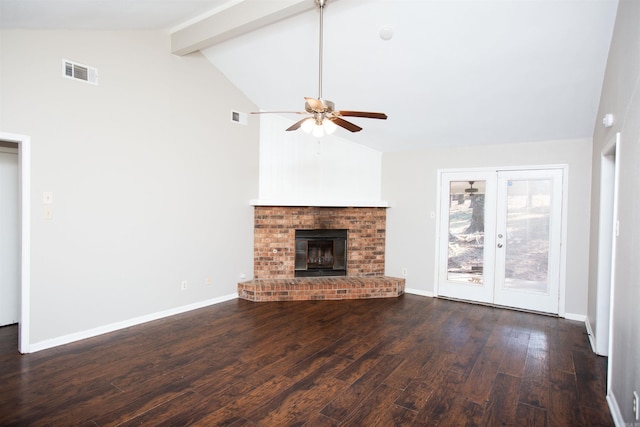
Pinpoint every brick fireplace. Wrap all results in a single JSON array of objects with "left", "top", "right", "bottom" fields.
[
  {"left": 253, "top": 206, "right": 386, "bottom": 278},
  {"left": 238, "top": 205, "right": 405, "bottom": 302}
]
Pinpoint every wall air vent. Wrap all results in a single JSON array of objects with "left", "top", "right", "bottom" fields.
[
  {"left": 62, "top": 59, "right": 98, "bottom": 85},
  {"left": 231, "top": 110, "right": 248, "bottom": 125}
]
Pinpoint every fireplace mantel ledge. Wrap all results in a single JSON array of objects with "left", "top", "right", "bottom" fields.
[{"left": 250, "top": 199, "right": 389, "bottom": 208}]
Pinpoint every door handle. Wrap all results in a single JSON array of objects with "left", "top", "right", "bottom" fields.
[{"left": 497, "top": 243, "right": 503, "bottom": 248}]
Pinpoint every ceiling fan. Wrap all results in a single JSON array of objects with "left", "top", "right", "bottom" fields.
[{"left": 251, "top": 0, "right": 387, "bottom": 137}]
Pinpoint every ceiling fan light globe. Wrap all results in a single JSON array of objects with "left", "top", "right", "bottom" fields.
[
  {"left": 312, "top": 124, "right": 325, "bottom": 137},
  {"left": 301, "top": 118, "right": 314, "bottom": 133},
  {"left": 324, "top": 119, "right": 337, "bottom": 134}
]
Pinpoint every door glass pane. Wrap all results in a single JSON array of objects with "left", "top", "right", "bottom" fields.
[
  {"left": 503, "top": 179, "right": 551, "bottom": 292},
  {"left": 447, "top": 181, "right": 486, "bottom": 284}
]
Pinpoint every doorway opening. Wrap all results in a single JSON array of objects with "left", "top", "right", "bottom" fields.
[
  {"left": 593, "top": 132, "right": 620, "bottom": 357},
  {"left": 0, "top": 142, "right": 19, "bottom": 327},
  {"left": 0, "top": 132, "right": 31, "bottom": 354}
]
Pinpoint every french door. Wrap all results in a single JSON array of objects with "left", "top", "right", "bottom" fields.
[{"left": 437, "top": 168, "right": 564, "bottom": 314}]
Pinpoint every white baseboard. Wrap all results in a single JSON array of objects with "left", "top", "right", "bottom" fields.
[
  {"left": 27, "top": 293, "right": 238, "bottom": 353},
  {"left": 584, "top": 316, "right": 597, "bottom": 354},
  {"left": 405, "top": 288, "right": 435, "bottom": 297},
  {"left": 404, "top": 291, "right": 588, "bottom": 322},
  {"left": 607, "top": 391, "right": 625, "bottom": 427},
  {"left": 563, "top": 312, "right": 586, "bottom": 322}
]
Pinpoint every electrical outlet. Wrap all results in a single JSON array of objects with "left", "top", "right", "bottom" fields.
[
  {"left": 633, "top": 391, "right": 639, "bottom": 421},
  {"left": 402, "top": 268, "right": 407, "bottom": 277},
  {"left": 181, "top": 280, "right": 188, "bottom": 291},
  {"left": 205, "top": 276, "right": 211, "bottom": 285}
]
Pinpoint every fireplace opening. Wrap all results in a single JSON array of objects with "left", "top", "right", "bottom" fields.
[{"left": 295, "top": 229, "right": 347, "bottom": 277}]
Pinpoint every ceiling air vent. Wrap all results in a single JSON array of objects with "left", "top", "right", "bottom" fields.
[{"left": 62, "top": 59, "right": 98, "bottom": 85}]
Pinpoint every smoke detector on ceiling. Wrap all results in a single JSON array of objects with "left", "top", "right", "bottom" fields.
[
  {"left": 62, "top": 59, "right": 98, "bottom": 85},
  {"left": 379, "top": 26, "right": 394, "bottom": 41}
]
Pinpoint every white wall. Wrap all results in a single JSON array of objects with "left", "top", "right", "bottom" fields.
[
  {"left": 588, "top": 0, "right": 640, "bottom": 423},
  {"left": 0, "top": 30, "right": 259, "bottom": 348},
  {"left": 257, "top": 114, "right": 383, "bottom": 204},
  {"left": 382, "top": 138, "right": 592, "bottom": 317}
]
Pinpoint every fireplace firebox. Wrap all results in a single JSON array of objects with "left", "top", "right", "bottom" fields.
[{"left": 295, "top": 229, "right": 347, "bottom": 277}]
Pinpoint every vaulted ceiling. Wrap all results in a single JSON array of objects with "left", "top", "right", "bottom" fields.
[{"left": 0, "top": 0, "right": 618, "bottom": 152}]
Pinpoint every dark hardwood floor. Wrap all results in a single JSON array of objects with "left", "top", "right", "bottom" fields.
[{"left": 0, "top": 295, "right": 613, "bottom": 426}]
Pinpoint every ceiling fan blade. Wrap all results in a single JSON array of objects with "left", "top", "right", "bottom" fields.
[
  {"left": 336, "top": 110, "right": 388, "bottom": 120},
  {"left": 250, "top": 111, "right": 306, "bottom": 115},
  {"left": 330, "top": 117, "right": 362, "bottom": 133},
  {"left": 286, "top": 117, "right": 311, "bottom": 131}
]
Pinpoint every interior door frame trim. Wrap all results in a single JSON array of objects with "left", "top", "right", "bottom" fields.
[{"left": 434, "top": 164, "right": 569, "bottom": 317}]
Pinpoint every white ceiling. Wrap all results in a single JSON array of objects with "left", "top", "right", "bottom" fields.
[
  {"left": 0, "top": 0, "right": 618, "bottom": 152},
  {"left": 0, "top": 0, "right": 231, "bottom": 30}
]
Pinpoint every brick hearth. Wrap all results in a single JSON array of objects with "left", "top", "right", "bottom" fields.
[
  {"left": 239, "top": 205, "right": 403, "bottom": 302},
  {"left": 238, "top": 276, "right": 405, "bottom": 302}
]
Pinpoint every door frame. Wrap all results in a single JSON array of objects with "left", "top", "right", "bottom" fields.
[
  {"left": 0, "top": 145, "right": 20, "bottom": 326},
  {"left": 0, "top": 132, "right": 31, "bottom": 354},
  {"left": 593, "top": 132, "right": 620, "bottom": 357},
  {"left": 434, "top": 164, "right": 569, "bottom": 316}
]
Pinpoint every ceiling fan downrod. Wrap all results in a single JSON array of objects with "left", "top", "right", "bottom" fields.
[
  {"left": 250, "top": 0, "right": 386, "bottom": 135},
  {"left": 316, "top": 0, "right": 326, "bottom": 101}
]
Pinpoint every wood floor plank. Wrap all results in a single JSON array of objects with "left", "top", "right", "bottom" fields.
[
  {"left": 572, "top": 348, "right": 609, "bottom": 409},
  {"left": 183, "top": 375, "right": 296, "bottom": 425},
  {"left": 0, "top": 296, "right": 614, "bottom": 426},
  {"left": 244, "top": 355, "right": 351, "bottom": 426},
  {"left": 482, "top": 372, "right": 521, "bottom": 425},
  {"left": 114, "top": 389, "right": 203, "bottom": 427},
  {"left": 394, "top": 350, "right": 457, "bottom": 411},
  {"left": 519, "top": 347, "right": 551, "bottom": 410},
  {"left": 382, "top": 341, "right": 438, "bottom": 390},
  {"left": 548, "top": 369, "right": 586, "bottom": 426},
  {"left": 90, "top": 367, "right": 209, "bottom": 426},
  {"left": 433, "top": 396, "right": 486, "bottom": 427},
  {"left": 459, "top": 344, "right": 504, "bottom": 405},
  {"left": 320, "top": 354, "right": 403, "bottom": 422},
  {"left": 333, "top": 340, "right": 389, "bottom": 384},
  {"left": 515, "top": 402, "right": 548, "bottom": 427},
  {"left": 547, "top": 320, "right": 580, "bottom": 374},
  {"left": 498, "top": 330, "right": 531, "bottom": 377},
  {"left": 340, "top": 383, "right": 412, "bottom": 427},
  {"left": 411, "top": 369, "right": 467, "bottom": 425}
]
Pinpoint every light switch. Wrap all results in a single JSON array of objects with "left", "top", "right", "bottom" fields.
[
  {"left": 43, "top": 207, "right": 53, "bottom": 219},
  {"left": 43, "top": 192, "right": 53, "bottom": 204}
]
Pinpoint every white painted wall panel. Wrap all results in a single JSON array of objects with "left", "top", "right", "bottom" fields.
[
  {"left": 382, "top": 138, "right": 592, "bottom": 317},
  {"left": 588, "top": 0, "right": 640, "bottom": 423},
  {"left": 0, "top": 30, "right": 259, "bottom": 347},
  {"left": 258, "top": 114, "right": 382, "bottom": 204}
]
